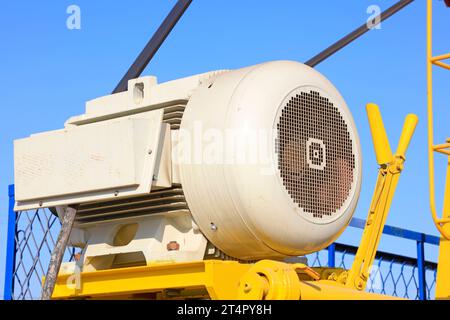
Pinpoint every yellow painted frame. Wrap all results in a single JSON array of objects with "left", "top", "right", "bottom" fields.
[
  {"left": 51, "top": 260, "right": 396, "bottom": 300},
  {"left": 426, "top": 0, "right": 450, "bottom": 239},
  {"left": 427, "top": 0, "right": 450, "bottom": 299}
]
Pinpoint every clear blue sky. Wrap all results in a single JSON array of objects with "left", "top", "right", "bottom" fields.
[{"left": 1, "top": 1, "right": 449, "bottom": 298}]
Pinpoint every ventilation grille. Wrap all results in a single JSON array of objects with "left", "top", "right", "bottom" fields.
[
  {"left": 74, "top": 185, "right": 189, "bottom": 226},
  {"left": 276, "top": 90, "right": 356, "bottom": 220},
  {"left": 69, "top": 102, "right": 186, "bottom": 226},
  {"left": 163, "top": 104, "right": 185, "bottom": 130}
]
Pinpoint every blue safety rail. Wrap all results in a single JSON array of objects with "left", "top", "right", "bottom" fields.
[
  {"left": 4, "top": 185, "right": 76, "bottom": 300},
  {"left": 4, "top": 185, "right": 17, "bottom": 300},
  {"left": 3, "top": 184, "right": 441, "bottom": 300}
]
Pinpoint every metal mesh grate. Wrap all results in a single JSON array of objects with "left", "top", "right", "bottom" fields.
[
  {"left": 307, "top": 247, "right": 437, "bottom": 300},
  {"left": 11, "top": 209, "right": 75, "bottom": 300},
  {"left": 276, "top": 89, "right": 356, "bottom": 220}
]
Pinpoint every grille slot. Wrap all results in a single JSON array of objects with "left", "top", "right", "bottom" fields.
[
  {"left": 71, "top": 102, "right": 187, "bottom": 226},
  {"left": 163, "top": 104, "right": 185, "bottom": 130},
  {"left": 276, "top": 90, "right": 356, "bottom": 220},
  {"left": 75, "top": 186, "right": 189, "bottom": 225}
]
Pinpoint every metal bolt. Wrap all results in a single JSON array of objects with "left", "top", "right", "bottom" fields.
[
  {"left": 167, "top": 241, "right": 180, "bottom": 251},
  {"left": 210, "top": 223, "right": 218, "bottom": 231},
  {"left": 114, "top": 191, "right": 119, "bottom": 197},
  {"left": 356, "top": 280, "right": 364, "bottom": 290}
]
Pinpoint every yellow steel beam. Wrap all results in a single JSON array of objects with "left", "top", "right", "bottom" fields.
[
  {"left": 431, "top": 53, "right": 450, "bottom": 62},
  {"left": 52, "top": 260, "right": 397, "bottom": 300},
  {"left": 431, "top": 52, "right": 450, "bottom": 71},
  {"left": 435, "top": 149, "right": 450, "bottom": 156},
  {"left": 433, "top": 141, "right": 450, "bottom": 156},
  {"left": 433, "top": 60, "right": 450, "bottom": 71},
  {"left": 436, "top": 156, "right": 450, "bottom": 299},
  {"left": 52, "top": 260, "right": 250, "bottom": 300},
  {"left": 426, "top": 0, "right": 450, "bottom": 299}
]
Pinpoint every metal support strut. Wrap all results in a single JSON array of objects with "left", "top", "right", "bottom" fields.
[
  {"left": 113, "top": 0, "right": 193, "bottom": 93},
  {"left": 305, "top": 0, "right": 414, "bottom": 67},
  {"left": 41, "top": 207, "right": 77, "bottom": 300},
  {"left": 345, "top": 103, "right": 418, "bottom": 291}
]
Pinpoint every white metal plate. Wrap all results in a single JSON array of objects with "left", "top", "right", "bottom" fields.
[{"left": 14, "top": 110, "right": 164, "bottom": 210}]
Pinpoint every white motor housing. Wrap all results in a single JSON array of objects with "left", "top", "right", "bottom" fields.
[
  {"left": 14, "top": 60, "right": 361, "bottom": 265},
  {"left": 178, "top": 61, "right": 361, "bottom": 260}
]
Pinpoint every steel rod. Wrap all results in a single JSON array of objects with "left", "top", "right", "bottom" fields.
[
  {"left": 41, "top": 207, "right": 77, "bottom": 300},
  {"left": 417, "top": 238, "right": 427, "bottom": 300},
  {"left": 305, "top": 0, "right": 414, "bottom": 67},
  {"left": 4, "top": 185, "right": 17, "bottom": 300},
  {"left": 113, "top": 0, "right": 193, "bottom": 93}
]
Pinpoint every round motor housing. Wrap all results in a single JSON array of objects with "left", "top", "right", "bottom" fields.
[{"left": 178, "top": 60, "right": 362, "bottom": 260}]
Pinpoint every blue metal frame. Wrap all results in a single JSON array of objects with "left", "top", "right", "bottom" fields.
[
  {"left": 327, "top": 244, "right": 336, "bottom": 268},
  {"left": 4, "top": 185, "right": 16, "bottom": 300},
  {"left": 417, "top": 236, "right": 427, "bottom": 300},
  {"left": 350, "top": 217, "right": 440, "bottom": 245}
]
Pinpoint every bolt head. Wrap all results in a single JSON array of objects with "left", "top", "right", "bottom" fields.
[{"left": 167, "top": 241, "right": 180, "bottom": 251}]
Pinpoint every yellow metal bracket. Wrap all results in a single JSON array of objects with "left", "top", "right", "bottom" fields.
[
  {"left": 345, "top": 103, "right": 418, "bottom": 291},
  {"left": 237, "top": 260, "right": 303, "bottom": 300}
]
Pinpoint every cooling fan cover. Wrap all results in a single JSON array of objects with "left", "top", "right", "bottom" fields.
[{"left": 178, "top": 60, "right": 362, "bottom": 260}]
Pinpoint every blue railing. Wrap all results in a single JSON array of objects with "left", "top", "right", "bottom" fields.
[
  {"left": 348, "top": 217, "right": 439, "bottom": 300},
  {"left": 3, "top": 184, "right": 441, "bottom": 300},
  {"left": 4, "top": 185, "right": 17, "bottom": 300}
]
